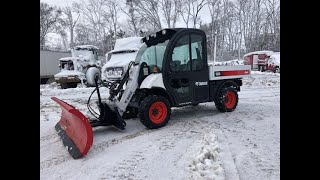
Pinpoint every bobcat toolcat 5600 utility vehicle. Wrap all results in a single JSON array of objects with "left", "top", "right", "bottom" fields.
[{"left": 51, "top": 28, "right": 251, "bottom": 159}]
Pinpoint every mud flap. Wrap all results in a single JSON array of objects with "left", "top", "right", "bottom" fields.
[{"left": 52, "top": 97, "right": 93, "bottom": 159}]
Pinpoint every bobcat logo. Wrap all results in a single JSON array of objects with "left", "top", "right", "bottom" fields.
[{"left": 195, "top": 81, "right": 208, "bottom": 86}]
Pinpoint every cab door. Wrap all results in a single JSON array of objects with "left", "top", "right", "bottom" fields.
[{"left": 163, "top": 29, "right": 209, "bottom": 106}]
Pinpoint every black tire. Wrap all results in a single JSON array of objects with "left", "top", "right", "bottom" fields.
[
  {"left": 60, "top": 82, "right": 77, "bottom": 89},
  {"left": 139, "top": 95, "right": 171, "bottom": 129},
  {"left": 215, "top": 87, "right": 238, "bottom": 112},
  {"left": 122, "top": 107, "right": 138, "bottom": 119},
  {"left": 259, "top": 65, "right": 265, "bottom": 72},
  {"left": 86, "top": 67, "right": 101, "bottom": 87}
]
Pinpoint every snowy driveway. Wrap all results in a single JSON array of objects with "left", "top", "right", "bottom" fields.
[{"left": 40, "top": 72, "right": 280, "bottom": 180}]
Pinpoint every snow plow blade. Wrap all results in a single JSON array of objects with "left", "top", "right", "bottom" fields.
[{"left": 51, "top": 97, "right": 93, "bottom": 159}]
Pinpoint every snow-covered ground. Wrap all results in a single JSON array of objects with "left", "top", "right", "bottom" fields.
[
  {"left": 40, "top": 71, "right": 280, "bottom": 180},
  {"left": 211, "top": 59, "right": 244, "bottom": 66}
]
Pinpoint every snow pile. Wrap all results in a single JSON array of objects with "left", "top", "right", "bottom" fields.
[
  {"left": 59, "top": 57, "right": 77, "bottom": 61},
  {"left": 251, "top": 71, "right": 280, "bottom": 76},
  {"left": 269, "top": 53, "right": 280, "bottom": 66},
  {"left": 243, "top": 71, "right": 280, "bottom": 87},
  {"left": 112, "top": 37, "right": 143, "bottom": 52},
  {"left": 213, "top": 59, "right": 244, "bottom": 66},
  {"left": 104, "top": 51, "right": 138, "bottom": 67},
  {"left": 74, "top": 45, "right": 99, "bottom": 49},
  {"left": 190, "top": 133, "right": 225, "bottom": 180},
  {"left": 54, "top": 70, "right": 85, "bottom": 78},
  {"left": 243, "top": 50, "right": 274, "bottom": 57}
]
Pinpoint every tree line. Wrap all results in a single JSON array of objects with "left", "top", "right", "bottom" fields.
[{"left": 40, "top": 0, "right": 280, "bottom": 61}]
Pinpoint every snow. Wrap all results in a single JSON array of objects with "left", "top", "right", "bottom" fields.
[
  {"left": 41, "top": 72, "right": 280, "bottom": 180},
  {"left": 112, "top": 37, "right": 143, "bottom": 52},
  {"left": 101, "top": 37, "right": 143, "bottom": 80},
  {"left": 190, "top": 133, "right": 225, "bottom": 180},
  {"left": 270, "top": 53, "right": 280, "bottom": 66},
  {"left": 74, "top": 45, "right": 99, "bottom": 50},
  {"left": 101, "top": 51, "right": 139, "bottom": 80},
  {"left": 54, "top": 70, "right": 85, "bottom": 78},
  {"left": 104, "top": 52, "right": 138, "bottom": 68},
  {"left": 212, "top": 59, "right": 244, "bottom": 66},
  {"left": 243, "top": 51, "right": 274, "bottom": 57},
  {"left": 59, "top": 57, "right": 77, "bottom": 61}
]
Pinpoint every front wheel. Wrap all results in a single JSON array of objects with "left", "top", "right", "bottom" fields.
[
  {"left": 259, "top": 65, "right": 265, "bottom": 72},
  {"left": 215, "top": 87, "right": 239, "bottom": 112},
  {"left": 139, "top": 95, "right": 171, "bottom": 129}
]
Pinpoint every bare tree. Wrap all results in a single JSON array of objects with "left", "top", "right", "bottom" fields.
[
  {"left": 105, "top": 0, "right": 120, "bottom": 38},
  {"left": 73, "top": 0, "right": 111, "bottom": 53},
  {"left": 131, "top": 0, "right": 162, "bottom": 30},
  {"left": 40, "top": 2, "right": 61, "bottom": 49},
  {"left": 61, "top": 6, "right": 80, "bottom": 48},
  {"left": 207, "top": 0, "right": 221, "bottom": 58},
  {"left": 41, "top": 0, "right": 279, "bottom": 56},
  {"left": 263, "top": 0, "right": 280, "bottom": 50},
  {"left": 122, "top": 0, "right": 140, "bottom": 36},
  {"left": 180, "top": 0, "right": 192, "bottom": 27},
  {"left": 159, "top": 0, "right": 182, "bottom": 28},
  {"left": 74, "top": 23, "right": 94, "bottom": 45},
  {"left": 190, "top": 0, "right": 207, "bottom": 28},
  {"left": 58, "top": 30, "right": 69, "bottom": 51}
]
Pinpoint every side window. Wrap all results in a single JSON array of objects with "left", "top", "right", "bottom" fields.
[
  {"left": 93, "top": 50, "right": 98, "bottom": 60},
  {"left": 190, "top": 34, "right": 204, "bottom": 71},
  {"left": 171, "top": 35, "right": 190, "bottom": 72}
]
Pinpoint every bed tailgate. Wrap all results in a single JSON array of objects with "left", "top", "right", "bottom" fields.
[{"left": 208, "top": 64, "right": 251, "bottom": 80}]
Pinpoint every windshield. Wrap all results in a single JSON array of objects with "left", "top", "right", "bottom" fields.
[
  {"left": 135, "top": 40, "right": 169, "bottom": 71},
  {"left": 72, "top": 48, "right": 96, "bottom": 59}
]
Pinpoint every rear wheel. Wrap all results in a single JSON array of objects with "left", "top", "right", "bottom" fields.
[
  {"left": 215, "top": 87, "right": 238, "bottom": 112},
  {"left": 139, "top": 95, "right": 171, "bottom": 129}
]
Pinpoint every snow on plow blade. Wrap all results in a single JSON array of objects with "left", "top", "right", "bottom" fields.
[{"left": 51, "top": 97, "right": 93, "bottom": 159}]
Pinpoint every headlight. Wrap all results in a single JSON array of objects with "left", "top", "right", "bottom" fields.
[
  {"left": 77, "top": 65, "right": 83, "bottom": 71},
  {"left": 114, "top": 68, "right": 123, "bottom": 76},
  {"left": 105, "top": 67, "right": 124, "bottom": 78}
]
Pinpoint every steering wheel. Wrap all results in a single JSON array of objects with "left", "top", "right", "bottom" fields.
[{"left": 170, "top": 61, "right": 178, "bottom": 71}]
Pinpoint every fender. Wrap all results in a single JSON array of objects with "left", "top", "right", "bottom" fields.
[
  {"left": 139, "top": 73, "right": 176, "bottom": 106},
  {"left": 140, "top": 73, "right": 166, "bottom": 89}
]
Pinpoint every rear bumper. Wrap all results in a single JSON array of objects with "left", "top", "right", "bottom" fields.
[{"left": 55, "top": 76, "right": 82, "bottom": 83}]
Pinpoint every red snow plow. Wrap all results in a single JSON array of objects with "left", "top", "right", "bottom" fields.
[
  {"left": 52, "top": 67, "right": 128, "bottom": 159},
  {"left": 52, "top": 97, "right": 93, "bottom": 159},
  {"left": 51, "top": 28, "right": 250, "bottom": 159}
]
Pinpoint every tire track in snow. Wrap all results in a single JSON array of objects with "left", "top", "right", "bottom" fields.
[
  {"left": 99, "top": 118, "right": 214, "bottom": 180},
  {"left": 40, "top": 133, "right": 57, "bottom": 142},
  {"left": 40, "top": 128, "right": 150, "bottom": 170}
]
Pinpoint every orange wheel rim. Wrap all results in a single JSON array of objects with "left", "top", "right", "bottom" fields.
[
  {"left": 224, "top": 91, "right": 236, "bottom": 109},
  {"left": 149, "top": 102, "right": 167, "bottom": 124}
]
